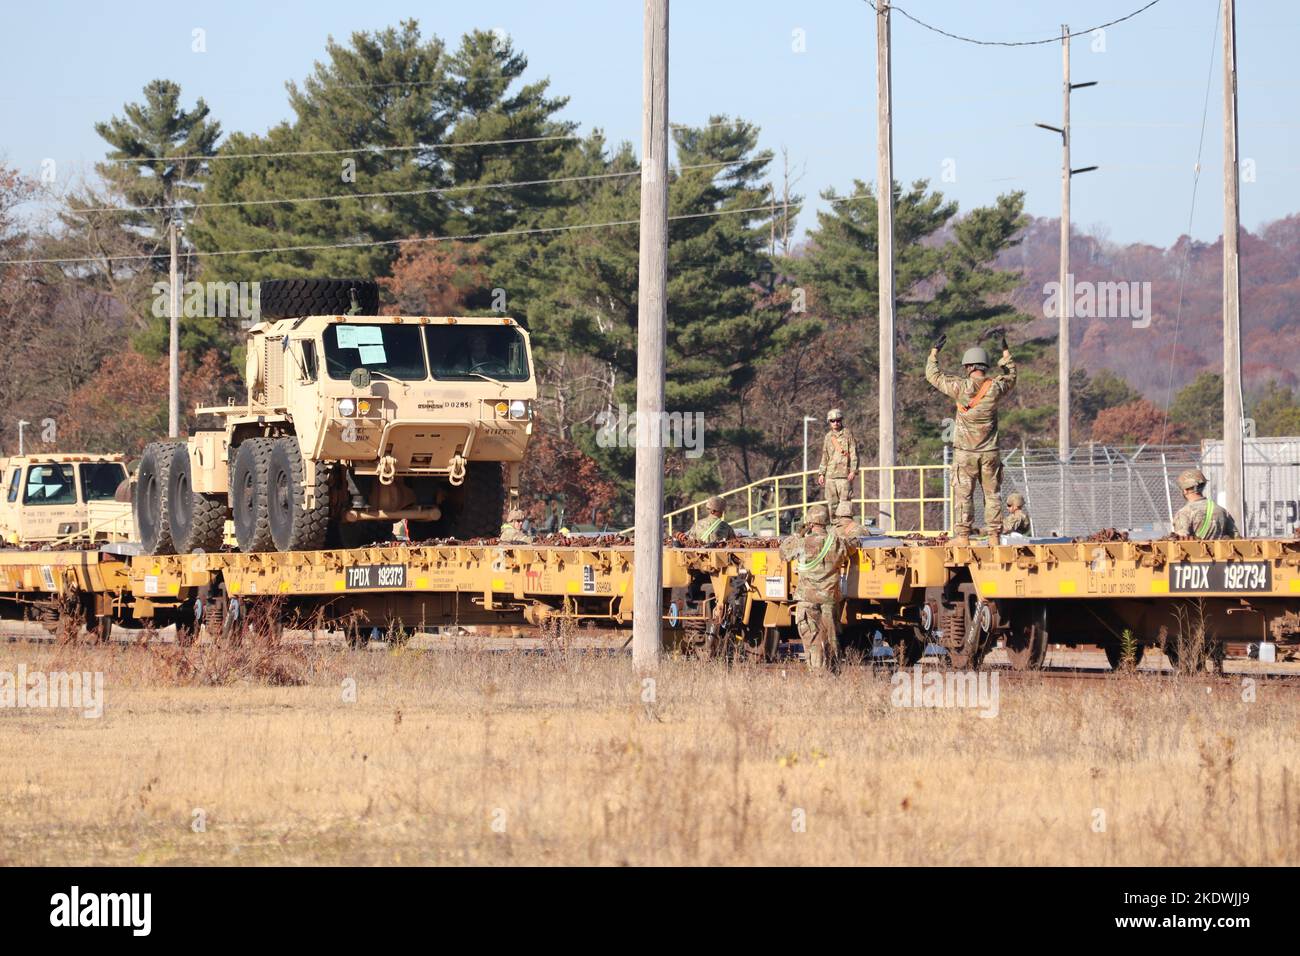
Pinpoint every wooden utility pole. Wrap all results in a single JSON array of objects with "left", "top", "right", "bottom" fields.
[
  {"left": 1036, "top": 25, "right": 1096, "bottom": 534},
  {"left": 1057, "top": 24, "right": 1071, "bottom": 465},
  {"left": 876, "top": 0, "right": 895, "bottom": 531},
  {"left": 168, "top": 214, "right": 180, "bottom": 438},
  {"left": 632, "top": 0, "right": 668, "bottom": 669},
  {"left": 1222, "top": 0, "right": 1244, "bottom": 519}
]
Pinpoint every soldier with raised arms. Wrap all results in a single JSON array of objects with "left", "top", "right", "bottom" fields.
[{"left": 926, "top": 331, "right": 1017, "bottom": 546}]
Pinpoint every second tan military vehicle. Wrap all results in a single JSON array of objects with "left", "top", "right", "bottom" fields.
[
  {"left": 134, "top": 278, "right": 536, "bottom": 554},
  {"left": 0, "top": 453, "right": 131, "bottom": 546}
]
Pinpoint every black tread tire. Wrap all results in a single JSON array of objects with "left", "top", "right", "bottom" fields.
[
  {"left": 259, "top": 278, "right": 379, "bottom": 320},
  {"left": 267, "top": 436, "right": 330, "bottom": 552},
  {"left": 230, "top": 439, "right": 275, "bottom": 553},
  {"left": 135, "top": 440, "right": 185, "bottom": 554},
  {"left": 167, "top": 443, "right": 228, "bottom": 553},
  {"left": 448, "top": 462, "right": 506, "bottom": 540}
]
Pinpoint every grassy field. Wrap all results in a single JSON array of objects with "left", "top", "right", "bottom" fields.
[{"left": 0, "top": 636, "right": 1296, "bottom": 866}]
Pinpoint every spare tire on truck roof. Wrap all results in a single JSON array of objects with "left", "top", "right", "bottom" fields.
[{"left": 258, "top": 278, "right": 379, "bottom": 320}]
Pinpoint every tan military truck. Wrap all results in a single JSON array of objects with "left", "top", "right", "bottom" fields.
[
  {"left": 0, "top": 453, "right": 131, "bottom": 546},
  {"left": 134, "top": 278, "right": 536, "bottom": 554}
]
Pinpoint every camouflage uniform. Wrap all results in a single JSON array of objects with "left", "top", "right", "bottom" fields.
[
  {"left": 779, "top": 507, "right": 849, "bottom": 670},
  {"left": 1004, "top": 494, "right": 1030, "bottom": 535},
  {"left": 499, "top": 508, "right": 533, "bottom": 544},
  {"left": 686, "top": 516, "right": 734, "bottom": 543},
  {"left": 1172, "top": 498, "right": 1236, "bottom": 539},
  {"left": 1004, "top": 509, "right": 1031, "bottom": 535},
  {"left": 1170, "top": 469, "right": 1237, "bottom": 539},
  {"left": 926, "top": 350, "right": 1017, "bottom": 537},
  {"left": 818, "top": 426, "right": 858, "bottom": 514},
  {"left": 832, "top": 502, "right": 869, "bottom": 540}
]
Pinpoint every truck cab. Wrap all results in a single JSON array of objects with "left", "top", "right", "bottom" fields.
[{"left": 0, "top": 454, "right": 130, "bottom": 546}]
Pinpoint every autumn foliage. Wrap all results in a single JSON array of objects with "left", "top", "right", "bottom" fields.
[
  {"left": 59, "top": 350, "right": 240, "bottom": 457},
  {"left": 518, "top": 425, "right": 619, "bottom": 529},
  {"left": 1090, "top": 399, "right": 1189, "bottom": 447},
  {"left": 379, "top": 241, "right": 487, "bottom": 315}
]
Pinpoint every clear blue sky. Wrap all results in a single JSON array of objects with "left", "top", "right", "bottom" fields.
[{"left": 2, "top": 0, "right": 1296, "bottom": 246}]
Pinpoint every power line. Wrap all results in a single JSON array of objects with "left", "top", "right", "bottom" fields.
[
  {"left": 102, "top": 133, "right": 582, "bottom": 165},
  {"left": 63, "top": 158, "right": 762, "bottom": 216},
  {"left": 1, "top": 203, "right": 778, "bottom": 267},
  {"left": 862, "top": 0, "right": 1163, "bottom": 47}
]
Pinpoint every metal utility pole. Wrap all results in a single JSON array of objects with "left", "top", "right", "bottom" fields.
[
  {"left": 875, "top": 0, "right": 896, "bottom": 532},
  {"left": 168, "top": 213, "right": 181, "bottom": 438},
  {"left": 632, "top": 0, "right": 668, "bottom": 670},
  {"left": 1222, "top": 0, "right": 1245, "bottom": 521},
  {"left": 1036, "top": 24, "right": 1096, "bottom": 533}
]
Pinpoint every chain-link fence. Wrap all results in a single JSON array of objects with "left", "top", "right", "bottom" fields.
[{"left": 991, "top": 445, "right": 1202, "bottom": 537}]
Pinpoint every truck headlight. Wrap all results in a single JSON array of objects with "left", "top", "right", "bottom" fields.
[
  {"left": 337, "top": 398, "right": 356, "bottom": 417},
  {"left": 509, "top": 400, "right": 528, "bottom": 420}
]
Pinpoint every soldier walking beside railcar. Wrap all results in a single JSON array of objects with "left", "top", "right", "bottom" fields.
[
  {"left": 1171, "top": 469, "right": 1237, "bottom": 539},
  {"left": 817, "top": 408, "right": 858, "bottom": 514},
  {"left": 779, "top": 504, "right": 849, "bottom": 671},
  {"left": 926, "top": 331, "right": 1017, "bottom": 546}
]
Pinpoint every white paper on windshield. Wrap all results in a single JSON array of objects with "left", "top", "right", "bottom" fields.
[
  {"left": 336, "top": 325, "right": 384, "bottom": 348},
  {"left": 358, "top": 344, "right": 387, "bottom": 364}
]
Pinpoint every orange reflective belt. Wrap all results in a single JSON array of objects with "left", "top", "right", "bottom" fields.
[{"left": 956, "top": 379, "right": 995, "bottom": 415}]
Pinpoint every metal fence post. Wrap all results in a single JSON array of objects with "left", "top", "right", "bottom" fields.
[{"left": 942, "top": 445, "right": 952, "bottom": 533}]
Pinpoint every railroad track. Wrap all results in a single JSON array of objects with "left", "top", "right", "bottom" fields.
[{"left": 5, "top": 625, "right": 1299, "bottom": 685}]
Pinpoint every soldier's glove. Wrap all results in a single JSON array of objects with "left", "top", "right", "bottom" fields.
[{"left": 932, "top": 333, "right": 947, "bottom": 353}]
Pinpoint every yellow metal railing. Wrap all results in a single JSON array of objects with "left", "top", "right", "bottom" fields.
[{"left": 651, "top": 464, "right": 952, "bottom": 537}]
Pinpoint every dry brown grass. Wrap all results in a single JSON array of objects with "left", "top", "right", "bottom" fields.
[{"left": 0, "top": 639, "right": 1297, "bottom": 866}]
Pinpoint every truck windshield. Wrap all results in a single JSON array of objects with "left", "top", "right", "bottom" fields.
[
  {"left": 425, "top": 325, "right": 529, "bottom": 382},
  {"left": 80, "top": 462, "right": 127, "bottom": 501},
  {"left": 323, "top": 324, "right": 427, "bottom": 381},
  {"left": 23, "top": 464, "right": 76, "bottom": 505}
]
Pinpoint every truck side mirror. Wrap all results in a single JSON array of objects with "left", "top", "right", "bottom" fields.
[{"left": 350, "top": 368, "right": 371, "bottom": 389}]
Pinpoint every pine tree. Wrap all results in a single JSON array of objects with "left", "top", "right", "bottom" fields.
[
  {"left": 508, "top": 118, "right": 816, "bottom": 509},
  {"left": 92, "top": 79, "right": 221, "bottom": 266}
]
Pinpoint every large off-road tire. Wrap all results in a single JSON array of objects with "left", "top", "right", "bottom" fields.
[
  {"left": 267, "top": 437, "right": 330, "bottom": 552},
  {"left": 166, "top": 443, "right": 228, "bottom": 553},
  {"left": 258, "top": 278, "right": 379, "bottom": 320},
  {"left": 230, "top": 438, "right": 275, "bottom": 553},
  {"left": 135, "top": 440, "right": 185, "bottom": 554},
  {"left": 447, "top": 462, "right": 506, "bottom": 540}
]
